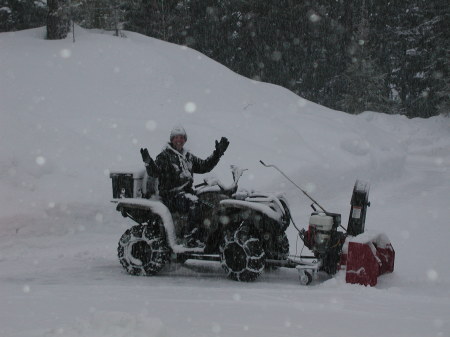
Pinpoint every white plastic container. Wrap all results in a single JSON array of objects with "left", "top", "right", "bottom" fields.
[{"left": 110, "top": 169, "right": 145, "bottom": 198}]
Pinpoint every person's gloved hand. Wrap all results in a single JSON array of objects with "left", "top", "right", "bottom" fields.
[
  {"left": 140, "top": 148, "right": 152, "bottom": 164},
  {"left": 214, "top": 137, "right": 229, "bottom": 157},
  {"left": 140, "top": 148, "right": 159, "bottom": 177}
]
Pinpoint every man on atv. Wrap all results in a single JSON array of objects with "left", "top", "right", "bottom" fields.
[{"left": 140, "top": 125, "right": 229, "bottom": 248}]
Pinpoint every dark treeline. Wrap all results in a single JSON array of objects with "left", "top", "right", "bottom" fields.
[{"left": 1, "top": 0, "right": 448, "bottom": 118}]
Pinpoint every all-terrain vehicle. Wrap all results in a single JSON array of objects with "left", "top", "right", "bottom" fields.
[{"left": 109, "top": 162, "right": 372, "bottom": 284}]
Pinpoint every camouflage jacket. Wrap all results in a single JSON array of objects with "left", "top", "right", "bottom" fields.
[{"left": 155, "top": 143, "right": 221, "bottom": 198}]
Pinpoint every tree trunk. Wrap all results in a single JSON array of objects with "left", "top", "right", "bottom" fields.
[{"left": 47, "top": 0, "right": 69, "bottom": 40}]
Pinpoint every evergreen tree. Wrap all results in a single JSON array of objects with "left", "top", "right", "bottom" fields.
[
  {"left": 423, "top": 0, "right": 449, "bottom": 117},
  {"left": 47, "top": 0, "right": 70, "bottom": 40},
  {"left": 334, "top": 0, "right": 389, "bottom": 114},
  {"left": 0, "top": 0, "right": 47, "bottom": 32},
  {"left": 73, "top": 0, "right": 126, "bottom": 34},
  {"left": 436, "top": 76, "right": 450, "bottom": 116},
  {"left": 337, "top": 56, "right": 389, "bottom": 114},
  {"left": 124, "top": 0, "right": 181, "bottom": 40},
  {"left": 379, "top": 0, "right": 448, "bottom": 117}
]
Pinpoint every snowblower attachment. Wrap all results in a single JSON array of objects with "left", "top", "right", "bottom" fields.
[
  {"left": 259, "top": 161, "right": 395, "bottom": 286},
  {"left": 301, "top": 179, "right": 395, "bottom": 286}
]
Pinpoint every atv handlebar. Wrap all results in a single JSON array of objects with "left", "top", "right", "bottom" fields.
[{"left": 195, "top": 165, "right": 247, "bottom": 194}]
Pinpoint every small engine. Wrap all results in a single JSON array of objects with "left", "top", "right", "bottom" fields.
[
  {"left": 308, "top": 213, "right": 336, "bottom": 254},
  {"left": 300, "top": 211, "right": 345, "bottom": 275},
  {"left": 303, "top": 212, "right": 341, "bottom": 253}
]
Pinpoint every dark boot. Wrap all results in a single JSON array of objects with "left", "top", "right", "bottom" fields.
[{"left": 183, "top": 228, "right": 205, "bottom": 248}]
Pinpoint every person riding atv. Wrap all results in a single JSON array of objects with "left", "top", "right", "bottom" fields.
[
  {"left": 140, "top": 125, "right": 229, "bottom": 248},
  {"left": 112, "top": 131, "right": 380, "bottom": 284}
]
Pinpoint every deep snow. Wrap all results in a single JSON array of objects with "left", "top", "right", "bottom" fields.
[{"left": 0, "top": 27, "right": 449, "bottom": 337}]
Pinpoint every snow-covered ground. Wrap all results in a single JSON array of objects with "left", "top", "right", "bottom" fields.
[{"left": 1, "top": 27, "right": 449, "bottom": 337}]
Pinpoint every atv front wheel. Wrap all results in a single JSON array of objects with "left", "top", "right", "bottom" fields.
[
  {"left": 220, "top": 223, "right": 265, "bottom": 282},
  {"left": 118, "top": 224, "right": 169, "bottom": 276}
]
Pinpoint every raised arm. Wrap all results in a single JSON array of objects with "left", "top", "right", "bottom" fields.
[{"left": 140, "top": 148, "right": 160, "bottom": 177}]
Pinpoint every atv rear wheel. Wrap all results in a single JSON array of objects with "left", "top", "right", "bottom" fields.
[
  {"left": 220, "top": 223, "right": 265, "bottom": 282},
  {"left": 118, "top": 224, "right": 169, "bottom": 276}
]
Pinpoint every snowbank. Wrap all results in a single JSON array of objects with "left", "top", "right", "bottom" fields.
[{"left": 1, "top": 27, "right": 449, "bottom": 337}]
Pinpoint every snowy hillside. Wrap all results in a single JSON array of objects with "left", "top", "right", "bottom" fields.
[{"left": 0, "top": 27, "right": 449, "bottom": 337}]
